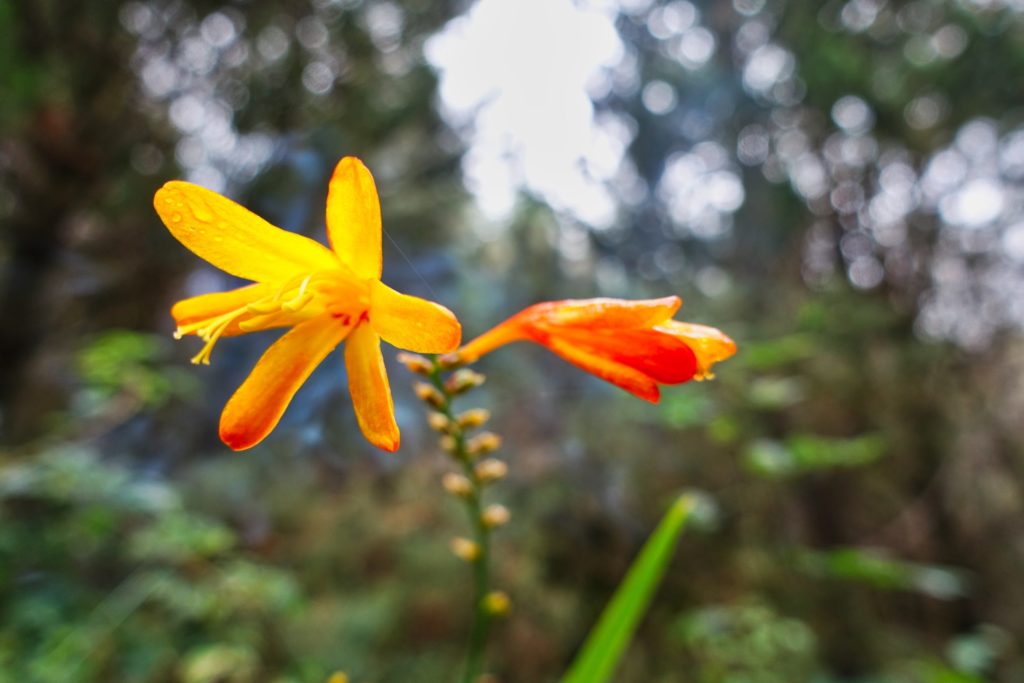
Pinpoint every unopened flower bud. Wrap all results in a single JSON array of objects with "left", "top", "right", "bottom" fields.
[
  {"left": 481, "top": 591, "right": 511, "bottom": 617},
  {"left": 457, "top": 408, "right": 491, "bottom": 429},
  {"left": 442, "top": 472, "right": 473, "bottom": 498},
  {"left": 481, "top": 504, "right": 510, "bottom": 529},
  {"left": 474, "top": 458, "right": 508, "bottom": 484},
  {"left": 467, "top": 432, "right": 502, "bottom": 457},
  {"left": 445, "top": 369, "right": 486, "bottom": 395},
  {"left": 414, "top": 382, "right": 446, "bottom": 409},
  {"left": 439, "top": 434, "right": 458, "bottom": 454},
  {"left": 437, "top": 352, "right": 465, "bottom": 370},
  {"left": 450, "top": 537, "right": 482, "bottom": 562},
  {"left": 327, "top": 674, "right": 350, "bottom": 683},
  {"left": 427, "top": 412, "right": 452, "bottom": 433},
  {"left": 397, "top": 352, "right": 433, "bottom": 375}
]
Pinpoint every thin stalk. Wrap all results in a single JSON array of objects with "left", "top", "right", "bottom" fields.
[{"left": 428, "top": 358, "right": 493, "bottom": 683}]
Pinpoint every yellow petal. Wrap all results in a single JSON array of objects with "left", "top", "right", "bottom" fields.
[
  {"left": 344, "top": 323, "right": 400, "bottom": 451},
  {"left": 172, "top": 283, "right": 274, "bottom": 338},
  {"left": 155, "top": 181, "right": 339, "bottom": 283},
  {"left": 369, "top": 280, "right": 461, "bottom": 354},
  {"left": 326, "top": 157, "right": 382, "bottom": 279},
  {"left": 219, "top": 315, "right": 352, "bottom": 451},
  {"left": 544, "top": 336, "right": 661, "bottom": 403}
]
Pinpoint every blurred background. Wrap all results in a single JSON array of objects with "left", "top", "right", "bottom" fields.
[{"left": 2, "top": 0, "right": 1024, "bottom": 681}]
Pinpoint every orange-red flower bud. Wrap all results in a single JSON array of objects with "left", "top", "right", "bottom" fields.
[{"left": 456, "top": 297, "right": 735, "bottom": 402}]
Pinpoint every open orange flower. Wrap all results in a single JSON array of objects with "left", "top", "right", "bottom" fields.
[
  {"left": 456, "top": 297, "right": 734, "bottom": 402},
  {"left": 155, "top": 157, "right": 461, "bottom": 452}
]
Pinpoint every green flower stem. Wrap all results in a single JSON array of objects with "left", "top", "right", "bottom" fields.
[{"left": 427, "top": 357, "right": 493, "bottom": 683}]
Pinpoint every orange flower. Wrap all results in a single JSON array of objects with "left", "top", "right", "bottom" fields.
[
  {"left": 155, "top": 157, "right": 461, "bottom": 452},
  {"left": 456, "top": 297, "right": 734, "bottom": 402}
]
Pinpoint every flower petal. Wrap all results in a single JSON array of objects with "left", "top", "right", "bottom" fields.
[
  {"left": 456, "top": 318, "right": 529, "bottom": 363},
  {"left": 658, "top": 320, "right": 737, "bottom": 379},
  {"left": 219, "top": 315, "right": 352, "bottom": 451},
  {"left": 528, "top": 297, "right": 681, "bottom": 329},
  {"left": 369, "top": 280, "right": 461, "bottom": 354},
  {"left": 172, "top": 283, "right": 274, "bottom": 338},
  {"left": 344, "top": 324, "right": 400, "bottom": 451},
  {"left": 554, "top": 328, "right": 697, "bottom": 385},
  {"left": 326, "top": 157, "right": 382, "bottom": 279},
  {"left": 544, "top": 335, "right": 661, "bottom": 403},
  {"left": 456, "top": 297, "right": 683, "bottom": 363},
  {"left": 155, "top": 181, "right": 338, "bottom": 283}
]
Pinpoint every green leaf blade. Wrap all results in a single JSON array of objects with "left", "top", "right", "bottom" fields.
[{"left": 560, "top": 494, "right": 694, "bottom": 683}]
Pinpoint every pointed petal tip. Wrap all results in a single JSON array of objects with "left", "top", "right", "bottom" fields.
[
  {"left": 374, "top": 433, "right": 401, "bottom": 452},
  {"left": 369, "top": 282, "right": 463, "bottom": 354},
  {"left": 636, "top": 385, "right": 662, "bottom": 404},
  {"left": 335, "top": 156, "right": 368, "bottom": 173},
  {"left": 219, "top": 424, "right": 261, "bottom": 452}
]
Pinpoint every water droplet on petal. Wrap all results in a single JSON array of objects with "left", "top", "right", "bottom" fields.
[
  {"left": 171, "top": 213, "right": 183, "bottom": 223},
  {"left": 191, "top": 202, "right": 213, "bottom": 222}
]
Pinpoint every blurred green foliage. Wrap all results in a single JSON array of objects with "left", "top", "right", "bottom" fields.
[
  {"left": 0, "top": 447, "right": 302, "bottom": 682},
  {"left": 675, "top": 602, "right": 818, "bottom": 683}
]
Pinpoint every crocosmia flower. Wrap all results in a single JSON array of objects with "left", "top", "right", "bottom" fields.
[
  {"left": 155, "top": 157, "right": 461, "bottom": 452},
  {"left": 456, "top": 297, "right": 734, "bottom": 402}
]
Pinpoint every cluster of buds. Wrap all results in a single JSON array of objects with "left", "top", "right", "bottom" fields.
[{"left": 404, "top": 351, "right": 513, "bottom": 619}]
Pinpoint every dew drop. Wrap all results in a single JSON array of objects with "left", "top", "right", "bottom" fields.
[
  {"left": 171, "top": 213, "right": 183, "bottom": 223},
  {"left": 191, "top": 203, "right": 213, "bottom": 222}
]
